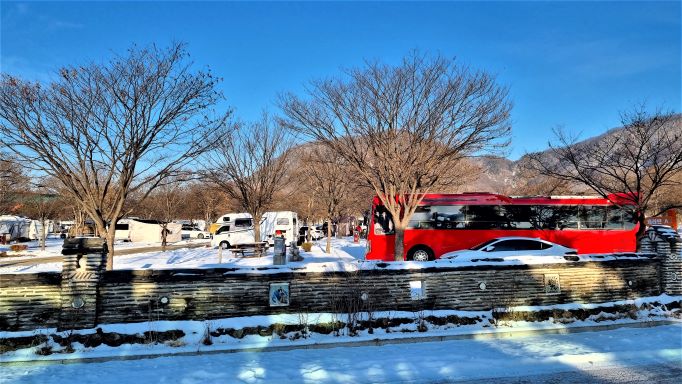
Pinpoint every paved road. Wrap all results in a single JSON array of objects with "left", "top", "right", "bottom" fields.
[
  {"left": 450, "top": 363, "right": 682, "bottom": 383},
  {"left": 0, "top": 242, "right": 210, "bottom": 268}
]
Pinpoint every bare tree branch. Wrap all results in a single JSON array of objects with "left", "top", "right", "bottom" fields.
[
  {"left": 0, "top": 43, "right": 229, "bottom": 269},
  {"left": 280, "top": 52, "right": 512, "bottom": 260}
]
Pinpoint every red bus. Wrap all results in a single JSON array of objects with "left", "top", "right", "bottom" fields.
[{"left": 366, "top": 192, "right": 638, "bottom": 261}]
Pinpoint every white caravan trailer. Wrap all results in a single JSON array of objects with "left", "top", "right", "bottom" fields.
[
  {"left": 127, "top": 219, "right": 182, "bottom": 243},
  {"left": 114, "top": 219, "right": 131, "bottom": 241},
  {"left": 262, "top": 211, "right": 298, "bottom": 246},
  {"left": 211, "top": 211, "right": 299, "bottom": 248}
]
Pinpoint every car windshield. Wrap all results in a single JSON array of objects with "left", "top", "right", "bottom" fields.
[{"left": 470, "top": 239, "right": 500, "bottom": 250}]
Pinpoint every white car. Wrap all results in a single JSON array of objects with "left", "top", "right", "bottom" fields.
[
  {"left": 181, "top": 224, "right": 210, "bottom": 239},
  {"left": 441, "top": 237, "right": 577, "bottom": 261}
]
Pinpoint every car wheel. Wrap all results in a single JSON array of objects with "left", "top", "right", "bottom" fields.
[
  {"left": 219, "top": 241, "right": 230, "bottom": 249},
  {"left": 408, "top": 246, "right": 434, "bottom": 262},
  {"left": 198, "top": 233, "right": 204, "bottom": 239}
]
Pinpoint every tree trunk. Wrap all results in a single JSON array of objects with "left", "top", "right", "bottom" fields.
[
  {"left": 161, "top": 223, "right": 168, "bottom": 249},
  {"left": 394, "top": 225, "right": 406, "bottom": 261},
  {"left": 40, "top": 218, "right": 47, "bottom": 251},
  {"left": 636, "top": 211, "right": 647, "bottom": 251},
  {"left": 326, "top": 217, "right": 332, "bottom": 254},
  {"left": 253, "top": 213, "right": 262, "bottom": 243},
  {"left": 105, "top": 227, "right": 116, "bottom": 271}
]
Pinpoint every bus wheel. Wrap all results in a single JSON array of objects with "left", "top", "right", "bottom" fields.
[
  {"left": 408, "top": 246, "right": 434, "bottom": 262},
  {"left": 219, "top": 241, "right": 230, "bottom": 250},
  {"left": 198, "top": 233, "right": 204, "bottom": 239}
]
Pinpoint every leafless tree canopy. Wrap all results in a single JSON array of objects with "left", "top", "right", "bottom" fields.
[
  {"left": 280, "top": 52, "right": 512, "bottom": 260},
  {"left": 202, "top": 113, "right": 293, "bottom": 242},
  {"left": 0, "top": 43, "right": 228, "bottom": 269},
  {"left": 0, "top": 154, "right": 28, "bottom": 213},
  {"left": 525, "top": 105, "right": 682, "bottom": 239},
  {"left": 300, "top": 145, "right": 357, "bottom": 252}
]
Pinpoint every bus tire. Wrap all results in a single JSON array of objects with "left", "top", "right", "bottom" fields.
[
  {"left": 407, "top": 246, "right": 434, "bottom": 262},
  {"left": 198, "top": 233, "right": 204, "bottom": 239},
  {"left": 219, "top": 241, "right": 230, "bottom": 250}
]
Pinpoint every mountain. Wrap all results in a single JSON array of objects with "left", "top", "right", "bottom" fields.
[{"left": 461, "top": 114, "right": 682, "bottom": 195}]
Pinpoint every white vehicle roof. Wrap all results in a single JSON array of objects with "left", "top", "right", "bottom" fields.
[
  {"left": 488, "top": 236, "right": 549, "bottom": 242},
  {"left": 215, "top": 213, "right": 253, "bottom": 223}
]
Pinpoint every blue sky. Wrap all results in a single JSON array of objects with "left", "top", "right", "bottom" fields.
[{"left": 1, "top": 1, "right": 680, "bottom": 159}]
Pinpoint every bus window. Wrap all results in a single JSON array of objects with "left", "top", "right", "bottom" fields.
[
  {"left": 276, "top": 218, "right": 289, "bottom": 225},
  {"left": 501, "top": 205, "right": 534, "bottom": 229},
  {"left": 465, "top": 205, "right": 505, "bottom": 229},
  {"left": 432, "top": 205, "right": 466, "bottom": 229},
  {"left": 373, "top": 205, "right": 394, "bottom": 235},
  {"left": 580, "top": 206, "right": 606, "bottom": 229}
]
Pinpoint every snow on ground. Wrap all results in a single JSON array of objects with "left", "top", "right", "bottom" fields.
[
  {"left": 0, "top": 237, "right": 366, "bottom": 274},
  {"left": 0, "top": 236, "right": 658, "bottom": 275},
  {"left": 1, "top": 322, "right": 680, "bottom": 383},
  {"left": 0, "top": 236, "right": 210, "bottom": 260},
  {"left": 2, "top": 294, "right": 679, "bottom": 364}
]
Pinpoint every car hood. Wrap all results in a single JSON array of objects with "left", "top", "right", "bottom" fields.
[{"left": 440, "top": 249, "right": 480, "bottom": 259}]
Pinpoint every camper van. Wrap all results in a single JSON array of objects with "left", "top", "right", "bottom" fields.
[{"left": 211, "top": 211, "right": 299, "bottom": 249}]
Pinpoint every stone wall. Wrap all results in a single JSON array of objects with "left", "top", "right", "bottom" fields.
[
  {"left": 95, "top": 259, "right": 660, "bottom": 326},
  {"left": 0, "top": 272, "right": 62, "bottom": 331},
  {"left": 641, "top": 226, "right": 682, "bottom": 295},
  {"left": 0, "top": 254, "right": 667, "bottom": 332}
]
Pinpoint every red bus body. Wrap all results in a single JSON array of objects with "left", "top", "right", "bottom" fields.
[{"left": 366, "top": 193, "right": 638, "bottom": 261}]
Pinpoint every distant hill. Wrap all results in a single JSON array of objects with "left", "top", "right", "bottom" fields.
[{"left": 460, "top": 114, "right": 682, "bottom": 195}]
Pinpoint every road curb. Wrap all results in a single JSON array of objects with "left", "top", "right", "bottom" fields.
[{"left": 2, "top": 319, "right": 679, "bottom": 366}]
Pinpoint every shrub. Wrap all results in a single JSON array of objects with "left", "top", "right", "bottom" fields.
[
  {"left": 9, "top": 244, "right": 28, "bottom": 252},
  {"left": 301, "top": 242, "right": 313, "bottom": 252}
]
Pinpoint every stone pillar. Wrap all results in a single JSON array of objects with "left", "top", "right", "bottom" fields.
[
  {"left": 661, "top": 239, "right": 682, "bottom": 295},
  {"left": 59, "top": 238, "right": 106, "bottom": 331},
  {"left": 645, "top": 227, "right": 682, "bottom": 296}
]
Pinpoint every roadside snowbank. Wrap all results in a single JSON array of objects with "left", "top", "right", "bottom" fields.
[{"left": 1, "top": 294, "right": 679, "bottom": 363}]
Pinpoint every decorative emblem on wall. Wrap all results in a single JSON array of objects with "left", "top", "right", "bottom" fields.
[
  {"left": 544, "top": 274, "right": 561, "bottom": 294},
  {"left": 269, "top": 283, "right": 290, "bottom": 307},
  {"left": 71, "top": 296, "right": 85, "bottom": 309},
  {"left": 409, "top": 280, "right": 425, "bottom": 300}
]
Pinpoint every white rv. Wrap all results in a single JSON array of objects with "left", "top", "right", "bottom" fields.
[
  {"left": 211, "top": 211, "right": 299, "bottom": 249},
  {"left": 262, "top": 211, "right": 298, "bottom": 245}
]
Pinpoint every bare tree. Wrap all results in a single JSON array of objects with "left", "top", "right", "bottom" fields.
[
  {"left": 144, "top": 181, "right": 186, "bottom": 248},
  {"left": 280, "top": 52, "right": 512, "bottom": 260},
  {"left": 0, "top": 43, "right": 228, "bottom": 269},
  {"left": 202, "top": 113, "right": 293, "bottom": 243},
  {"left": 20, "top": 180, "right": 66, "bottom": 251},
  {"left": 0, "top": 154, "right": 28, "bottom": 213},
  {"left": 525, "top": 105, "right": 682, "bottom": 240},
  {"left": 300, "top": 145, "right": 356, "bottom": 253}
]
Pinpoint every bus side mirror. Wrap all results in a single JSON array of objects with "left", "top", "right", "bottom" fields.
[{"left": 484, "top": 245, "right": 495, "bottom": 252}]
